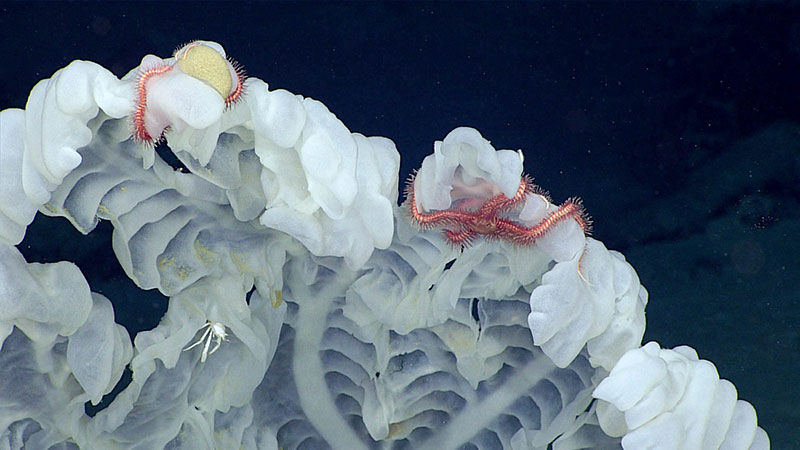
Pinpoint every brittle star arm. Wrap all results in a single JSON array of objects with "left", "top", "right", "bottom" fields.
[{"left": 498, "top": 198, "right": 591, "bottom": 247}]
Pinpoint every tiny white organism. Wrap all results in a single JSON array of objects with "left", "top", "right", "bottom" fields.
[{"left": 184, "top": 320, "right": 228, "bottom": 362}]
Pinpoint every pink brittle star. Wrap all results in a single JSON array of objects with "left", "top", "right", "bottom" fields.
[{"left": 404, "top": 174, "right": 591, "bottom": 248}]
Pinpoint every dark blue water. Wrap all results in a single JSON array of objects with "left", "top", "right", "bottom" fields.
[{"left": 2, "top": 3, "right": 798, "bottom": 447}]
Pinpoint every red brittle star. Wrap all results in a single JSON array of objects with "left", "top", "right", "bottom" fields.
[{"left": 404, "top": 174, "right": 591, "bottom": 247}]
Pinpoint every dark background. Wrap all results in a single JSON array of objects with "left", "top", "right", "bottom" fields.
[{"left": 1, "top": 2, "right": 798, "bottom": 447}]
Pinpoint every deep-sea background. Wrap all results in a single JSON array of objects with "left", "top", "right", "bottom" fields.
[{"left": 0, "top": 2, "right": 797, "bottom": 448}]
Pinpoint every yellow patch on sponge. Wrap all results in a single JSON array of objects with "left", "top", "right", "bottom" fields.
[{"left": 177, "top": 44, "right": 232, "bottom": 98}]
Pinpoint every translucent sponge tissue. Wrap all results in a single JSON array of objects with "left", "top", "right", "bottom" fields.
[{"left": 0, "top": 41, "right": 769, "bottom": 449}]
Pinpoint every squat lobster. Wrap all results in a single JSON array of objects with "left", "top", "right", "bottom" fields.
[{"left": 184, "top": 320, "right": 228, "bottom": 362}]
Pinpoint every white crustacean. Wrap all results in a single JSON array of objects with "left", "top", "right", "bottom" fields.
[{"left": 184, "top": 320, "right": 228, "bottom": 362}]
